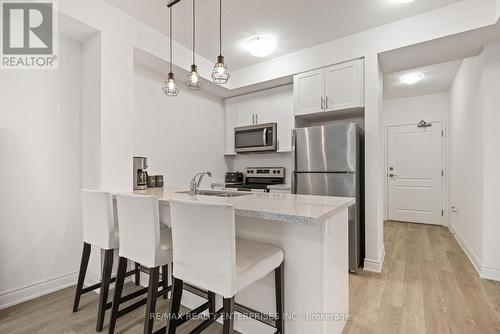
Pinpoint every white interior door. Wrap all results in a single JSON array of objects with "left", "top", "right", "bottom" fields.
[{"left": 387, "top": 122, "right": 444, "bottom": 225}]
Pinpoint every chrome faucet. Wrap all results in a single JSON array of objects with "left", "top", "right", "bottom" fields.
[{"left": 189, "top": 171, "right": 213, "bottom": 195}]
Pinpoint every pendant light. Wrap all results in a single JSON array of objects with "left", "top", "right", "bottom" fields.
[
  {"left": 163, "top": 6, "right": 179, "bottom": 96},
  {"left": 185, "top": 0, "right": 202, "bottom": 90},
  {"left": 211, "top": 0, "right": 230, "bottom": 84}
]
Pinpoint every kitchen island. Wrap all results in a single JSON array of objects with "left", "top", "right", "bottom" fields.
[{"left": 133, "top": 188, "right": 354, "bottom": 334}]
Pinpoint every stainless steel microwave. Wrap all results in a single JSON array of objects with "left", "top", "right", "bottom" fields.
[{"left": 234, "top": 123, "right": 277, "bottom": 153}]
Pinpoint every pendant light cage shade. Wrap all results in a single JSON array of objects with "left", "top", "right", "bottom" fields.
[
  {"left": 163, "top": 72, "right": 179, "bottom": 96},
  {"left": 212, "top": 0, "right": 230, "bottom": 84},
  {"left": 163, "top": 6, "right": 179, "bottom": 96},
  {"left": 212, "top": 55, "right": 230, "bottom": 84},
  {"left": 185, "top": 0, "right": 203, "bottom": 91},
  {"left": 185, "top": 64, "right": 203, "bottom": 90}
]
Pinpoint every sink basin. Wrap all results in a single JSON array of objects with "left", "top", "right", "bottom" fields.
[{"left": 176, "top": 190, "right": 251, "bottom": 197}]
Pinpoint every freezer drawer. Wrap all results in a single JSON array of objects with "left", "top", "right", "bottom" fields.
[{"left": 294, "top": 172, "right": 356, "bottom": 197}]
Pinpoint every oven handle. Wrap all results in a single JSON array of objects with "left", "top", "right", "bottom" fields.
[{"left": 262, "top": 128, "right": 268, "bottom": 146}]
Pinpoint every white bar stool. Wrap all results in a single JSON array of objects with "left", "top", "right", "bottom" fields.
[
  {"left": 73, "top": 190, "right": 141, "bottom": 332},
  {"left": 110, "top": 194, "right": 173, "bottom": 334},
  {"left": 167, "top": 199, "right": 285, "bottom": 334}
]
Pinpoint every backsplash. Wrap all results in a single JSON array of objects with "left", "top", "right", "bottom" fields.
[{"left": 225, "top": 152, "right": 293, "bottom": 185}]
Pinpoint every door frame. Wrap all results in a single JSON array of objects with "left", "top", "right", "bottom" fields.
[{"left": 384, "top": 120, "right": 448, "bottom": 226}]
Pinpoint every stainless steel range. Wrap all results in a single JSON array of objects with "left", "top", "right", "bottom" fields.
[{"left": 225, "top": 167, "right": 285, "bottom": 192}]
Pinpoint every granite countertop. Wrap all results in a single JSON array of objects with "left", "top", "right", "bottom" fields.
[{"left": 131, "top": 188, "right": 354, "bottom": 225}]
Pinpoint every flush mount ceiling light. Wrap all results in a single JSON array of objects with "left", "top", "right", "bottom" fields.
[
  {"left": 185, "top": 0, "right": 203, "bottom": 91},
  {"left": 163, "top": 6, "right": 179, "bottom": 97},
  {"left": 211, "top": 0, "right": 230, "bottom": 84},
  {"left": 246, "top": 36, "right": 277, "bottom": 57},
  {"left": 400, "top": 72, "right": 424, "bottom": 85}
]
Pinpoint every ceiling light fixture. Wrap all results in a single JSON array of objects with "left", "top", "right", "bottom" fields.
[
  {"left": 163, "top": 6, "right": 179, "bottom": 97},
  {"left": 247, "top": 36, "right": 277, "bottom": 57},
  {"left": 400, "top": 72, "right": 424, "bottom": 85},
  {"left": 393, "top": 0, "right": 415, "bottom": 3},
  {"left": 185, "top": 0, "right": 202, "bottom": 90},
  {"left": 211, "top": 0, "right": 230, "bottom": 84}
]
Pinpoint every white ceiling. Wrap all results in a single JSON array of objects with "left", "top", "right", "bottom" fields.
[
  {"left": 105, "top": 0, "right": 462, "bottom": 70},
  {"left": 383, "top": 60, "right": 462, "bottom": 100}
]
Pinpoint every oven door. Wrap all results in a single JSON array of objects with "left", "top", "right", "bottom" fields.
[{"left": 234, "top": 123, "right": 277, "bottom": 153}]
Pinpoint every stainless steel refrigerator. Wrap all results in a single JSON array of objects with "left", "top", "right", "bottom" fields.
[{"left": 292, "top": 122, "right": 364, "bottom": 272}]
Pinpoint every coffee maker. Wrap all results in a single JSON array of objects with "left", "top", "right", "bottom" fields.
[{"left": 133, "top": 157, "right": 148, "bottom": 190}]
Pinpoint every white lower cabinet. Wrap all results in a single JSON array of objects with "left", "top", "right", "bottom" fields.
[{"left": 224, "top": 84, "right": 294, "bottom": 155}]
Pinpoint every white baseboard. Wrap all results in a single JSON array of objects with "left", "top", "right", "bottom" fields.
[
  {"left": 363, "top": 244, "right": 385, "bottom": 273},
  {"left": 482, "top": 265, "right": 500, "bottom": 281},
  {"left": 448, "top": 226, "right": 500, "bottom": 282},
  {"left": 0, "top": 271, "right": 78, "bottom": 310}
]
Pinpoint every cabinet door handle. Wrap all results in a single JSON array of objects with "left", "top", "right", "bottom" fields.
[
  {"left": 256, "top": 114, "right": 258, "bottom": 124},
  {"left": 252, "top": 114, "right": 255, "bottom": 124},
  {"left": 325, "top": 96, "right": 329, "bottom": 109},
  {"left": 321, "top": 97, "right": 324, "bottom": 110}
]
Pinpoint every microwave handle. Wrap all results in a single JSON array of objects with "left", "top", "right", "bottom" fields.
[{"left": 262, "top": 128, "right": 268, "bottom": 146}]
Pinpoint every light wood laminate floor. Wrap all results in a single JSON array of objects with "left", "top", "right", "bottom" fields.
[
  {"left": 344, "top": 221, "right": 500, "bottom": 334},
  {"left": 1, "top": 221, "right": 499, "bottom": 333}
]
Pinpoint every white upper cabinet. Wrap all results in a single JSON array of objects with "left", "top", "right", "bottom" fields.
[
  {"left": 294, "top": 59, "right": 364, "bottom": 116},
  {"left": 324, "top": 60, "right": 364, "bottom": 111},
  {"left": 224, "top": 84, "right": 294, "bottom": 155},
  {"left": 294, "top": 69, "right": 324, "bottom": 116},
  {"left": 236, "top": 93, "right": 256, "bottom": 126}
]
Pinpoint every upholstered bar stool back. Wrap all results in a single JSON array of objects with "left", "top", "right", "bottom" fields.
[
  {"left": 170, "top": 199, "right": 236, "bottom": 298},
  {"left": 81, "top": 189, "right": 119, "bottom": 250},
  {"left": 168, "top": 199, "right": 285, "bottom": 334},
  {"left": 111, "top": 194, "right": 173, "bottom": 334},
  {"left": 115, "top": 194, "right": 169, "bottom": 268}
]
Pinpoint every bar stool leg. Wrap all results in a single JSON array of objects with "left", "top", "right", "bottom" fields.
[
  {"left": 275, "top": 262, "right": 285, "bottom": 334},
  {"left": 108, "top": 257, "right": 127, "bottom": 334},
  {"left": 73, "top": 242, "right": 91, "bottom": 312},
  {"left": 96, "top": 249, "right": 114, "bottom": 332},
  {"left": 161, "top": 265, "right": 168, "bottom": 299},
  {"left": 135, "top": 262, "right": 141, "bottom": 285},
  {"left": 223, "top": 297, "right": 235, "bottom": 334},
  {"left": 208, "top": 291, "right": 216, "bottom": 314},
  {"left": 167, "top": 277, "right": 184, "bottom": 334},
  {"left": 144, "top": 267, "right": 159, "bottom": 334}
]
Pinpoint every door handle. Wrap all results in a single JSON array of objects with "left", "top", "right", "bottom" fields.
[
  {"left": 252, "top": 114, "right": 255, "bottom": 124},
  {"left": 262, "top": 128, "right": 268, "bottom": 146},
  {"left": 256, "top": 114, "right": 258, "bottom": 124},
  {"left": 321, "top": 97, "right": 324, "bottom": 110},
  {"left": 388, "top": 173, "right": 398, "bottom": 178},
  {"left": 325, "top": 96, "right": 329, "bottom": 109}
]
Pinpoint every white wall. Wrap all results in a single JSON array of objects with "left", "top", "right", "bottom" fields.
[
  {"left": 479, "top": 42, "right": 500, "bottom": 276},
  {"left": 0, "top": 36, "right": 83, "bottom": 308},
  {"left": 448, "top": 54, "right": 485, "bottom": 267},
  {"left": 448, "top": 43, "right": 500, "bottom": 281},
  {"left": 383, "top": 93, "right": 449, "bottom": 126},
  {"left": 133, "top": 66, "right": 227, "bottom": 191}
]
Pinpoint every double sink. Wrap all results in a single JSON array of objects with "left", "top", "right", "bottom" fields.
[{"left": 176, "top": 190, "right": 251, "bottom": 197}]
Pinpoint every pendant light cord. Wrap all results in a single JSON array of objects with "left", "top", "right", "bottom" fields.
[
  {"left": 169, "top": 6, "right": 173, "bottom": 73},
  {"left": 219, "top": 0, "right": 222, "bottom": 56},
  {"left": 192, "top": 0, "right": 195, "bottom": 65}
]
